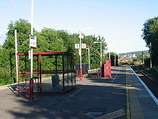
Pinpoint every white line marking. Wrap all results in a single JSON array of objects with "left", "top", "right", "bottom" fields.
[
  {"left": 111, "top": 70, "right": 120, "bottom": 82},
  {"left": 69, "top": 88, "right": 84, "bottom": 97},
  {"left": 130, "top": 67, "right": 158, "bottom": 105}
]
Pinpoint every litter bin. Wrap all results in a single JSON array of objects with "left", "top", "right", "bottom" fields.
[
  {"left": 52, "top": 75, "right": 59, "bottom": 89},
  {"left": 103, "top": 60, "right": 111, "bottom": 78}
]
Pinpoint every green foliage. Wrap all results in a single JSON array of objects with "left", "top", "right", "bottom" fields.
[
  {"left": 0, "top": 49, "right": 14, "bottom": 85},
  {"left": 144, "top": 57, "right": 150, "bottom": 67},
  {"left": 132, "top": 54, "right": 143, "bottom": 65},
  {"left": 0, "top": 19, "right": 107, "bottom": 86},
  {"left": 133, "top": 54, "right": 142, "bottom": 61},
  {"left": 118, "top": 61, "right": 133, "bottom": 66},
  {"left": 105, "top": 52, "right": 118, "bottom": 66},
  {"left": 145, "top": 67, "right": 158, "bottom": 78},
  {"left": 142, "top": 17, "right": 158, "bottom": 66},
  {"left": 3, "top": 19, "right": 31, "bottom": 53}
]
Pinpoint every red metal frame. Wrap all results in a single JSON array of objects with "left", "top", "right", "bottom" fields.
[
  {"left": 17, "top": 52, "right": 73, "bottom": 56},
  {"left": 17, "top": 52, "right": 76, "bottom": 97}
]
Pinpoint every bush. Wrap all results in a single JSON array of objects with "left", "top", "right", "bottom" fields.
[
  {"left": 145, "top": 68, "right": 158, "bottom": 78},
  {"left": 0, "top": 67, "right": 13, "bottom": 86}
]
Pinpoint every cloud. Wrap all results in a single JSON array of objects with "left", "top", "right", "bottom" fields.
[
  {"left": 0, "top": 33, "right": 6, "bottom": 38},
  {"left": 68, "top": 27, "right": 94, "bottom": 31},
  {"left": 85, "top": 27, "right": 94, "bottom": 30}
]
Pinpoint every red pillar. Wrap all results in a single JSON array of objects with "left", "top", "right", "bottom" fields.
[
  {"left": 29, "top": 79, "right": 34, "bottom": 100},
  {"left": 104, "top": 60, "right": 111, "bottom": 78},
  {"left": 79, "top": 70, "right": 83, "bottom": 80}
]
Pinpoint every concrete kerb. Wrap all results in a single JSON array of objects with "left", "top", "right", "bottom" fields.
[
  {"left": 0, "top": 83, "right": 18, "bottom": 90},
  {"left": 126, "top": 66, "right": 144, "bottom": 119}
]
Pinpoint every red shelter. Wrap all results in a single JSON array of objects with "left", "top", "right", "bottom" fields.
[{"left": 17, "top": 52, "right": 76, "bottom": 98}]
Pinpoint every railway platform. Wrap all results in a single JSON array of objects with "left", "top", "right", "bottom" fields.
[
  {"left": 0, "top": 66, "right": 158, "bottom": 119},
  {"left": 126, "top": 66, "right": 158, "bottom": 119}
]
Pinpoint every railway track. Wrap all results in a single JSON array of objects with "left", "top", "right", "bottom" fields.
[{"left": 131, "top": 66, "right": 158, "bottom": 99}]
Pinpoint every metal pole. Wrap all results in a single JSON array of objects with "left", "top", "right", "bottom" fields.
[
  {"left": 29, "top": 0, "right": 34, "bottom": 100},
  {"left": 94, "top": 42, "right": 102, "bottom": 65},
  {"left": 100, "top": 42, "right": 102, "bottom": 65},
  {"left": 114, "top": 54, "right": 116, "bottom": 67},
  {"left": 118, "top": 53, "right": 119, "bottom": 66},
  {"left": 142, "top": 51, "right": 144, "bottom": 64},
  {"left": 99, "top": 42, "right": 102, "bottom": 77},
  {"left": 150, "top": 54, "right": 152, "bottom": 68},
  {"left": 88, "top": 48, "right": 90, "bottom": 70},
  {"left": 79, "top": 31, "right": 82, "bottom": 80},
  {"left": 15, "top": 29, "right": 18, "bottom": 83},
  {"left": 30, "top": 0, "right": 34, "bottom": 79},
  {"left": 31, "top": 0, "right": 34, "bottom": 36},
  {"left": 79, "top": 32, "right": 82, "bottom": 70},
  {"left": 149, "top": 43, "right": 152, "bottom": 68},
  {"left": 109, "top": 52, "right": 110, "bottom": 60}
]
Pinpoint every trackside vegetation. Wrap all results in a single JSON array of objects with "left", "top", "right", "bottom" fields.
[
  {"left": 0, "top": 19, "right": 108, "bottom": 86},
  {"left": 4, "top": 16, "right": 158, "bottom": 85},
  {"left": 142, "top": 17, "right": 158, "bottom": 67}
]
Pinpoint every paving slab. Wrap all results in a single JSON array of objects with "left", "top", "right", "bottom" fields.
[
  {"left": 126, "top": 66, "right": 158, "bottom": 119},
  {"left": 1, "top": 66, "right": 158, "bottom": 119},
  {"left": 0, "top": 66, "right": 127, "bottom": 119}
]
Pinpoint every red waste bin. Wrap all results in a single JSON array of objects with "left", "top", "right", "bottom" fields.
[{"left": 103, "top": 60, "right": 111, "bottom": 78}]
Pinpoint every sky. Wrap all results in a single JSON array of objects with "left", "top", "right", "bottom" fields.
[{"left": 0, "top": 0, "right": 158, "bottom": 53}]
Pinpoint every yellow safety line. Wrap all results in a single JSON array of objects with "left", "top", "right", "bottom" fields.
[
  {"left": 0, "top": 87, "right": 8, "bottom": 90},
  {"left": 126, "top": 66, "right": 131, "bottom": 119}
]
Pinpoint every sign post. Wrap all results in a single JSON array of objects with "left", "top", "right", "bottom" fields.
[
  {"left": 14, "top": 29, "right": 18, "bottom": 83},
  {"left": 75, "top": 39, "right": 86, "bottom": 80},
  {"left": 29, "top": 0, "right": 35, "bottom": 100}
]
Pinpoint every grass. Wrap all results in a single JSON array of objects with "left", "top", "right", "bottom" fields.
[{"left": 145, "top": 67, "right": 158, "bottom": 78}]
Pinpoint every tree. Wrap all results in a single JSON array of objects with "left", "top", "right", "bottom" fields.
[
  {"left": 1, "top": 19, "right": 107, "bottom": 85},
  {"left": 3, "top": 19, "right": 31, "bottom": 53},
  {"left": 142, "top": 17, "right": 158, "bottom": 66},
  {"left": 0, "top": 49, "right": 14, "bottom": 85},
  {"left": 1, "top": 19, "right": 32, "bottom": 85},
  {"left": 108, "top": 52, "right": 118, "bottom": 66}
]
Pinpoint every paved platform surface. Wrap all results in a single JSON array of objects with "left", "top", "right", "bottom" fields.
[
  {"left": 126, "top": 66, "right": 158, "bottom": 119},
  {"left": 0, "top": 66, "right": 158, "bottom": 119}
]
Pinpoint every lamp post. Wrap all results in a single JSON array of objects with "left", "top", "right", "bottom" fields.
[
  {"left": 114, "top": 53, "right": 116, "bottom": 67},
  {"left": 29, "top": 0, "right": 34, "bottom": 100},
  {"left": 30, "top": 0, "right": 34, "bottom": 79},
  {"left": 149, "top": 43, "right": 152, "bottom": 68},
  {"left": 87, "top": 47, "right": 90, "bottom": 70},
  {"left": 108, "top": 48, "right": 111, "bottom": 60},
  {"left": 94, "top": 41, "right": 105, "bottom": 65},
  {"left": 79, "top": 31, "right": 83, "bottom": 80},
  {"left": 142, "top": 51, "right": 144, "bottom": 65},
  {"left": 12, "top": 0, "right": 34, "bottom": 82},
  {"left": 14, "top": 29, "right": 18, "bottom": 83},
  {"left": 94, "top": 41, "right": 106, "bottom": 77}
]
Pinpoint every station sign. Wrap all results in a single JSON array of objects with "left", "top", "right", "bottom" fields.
[
  {"left": 75, "top": 44, "right": 86, "bottom": 49},
  {"left": 29, "top": 35, "right": 37, "bottom": 49},
  {"left": 75, "top": 44, "right": 80, "bottom": 49}
]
